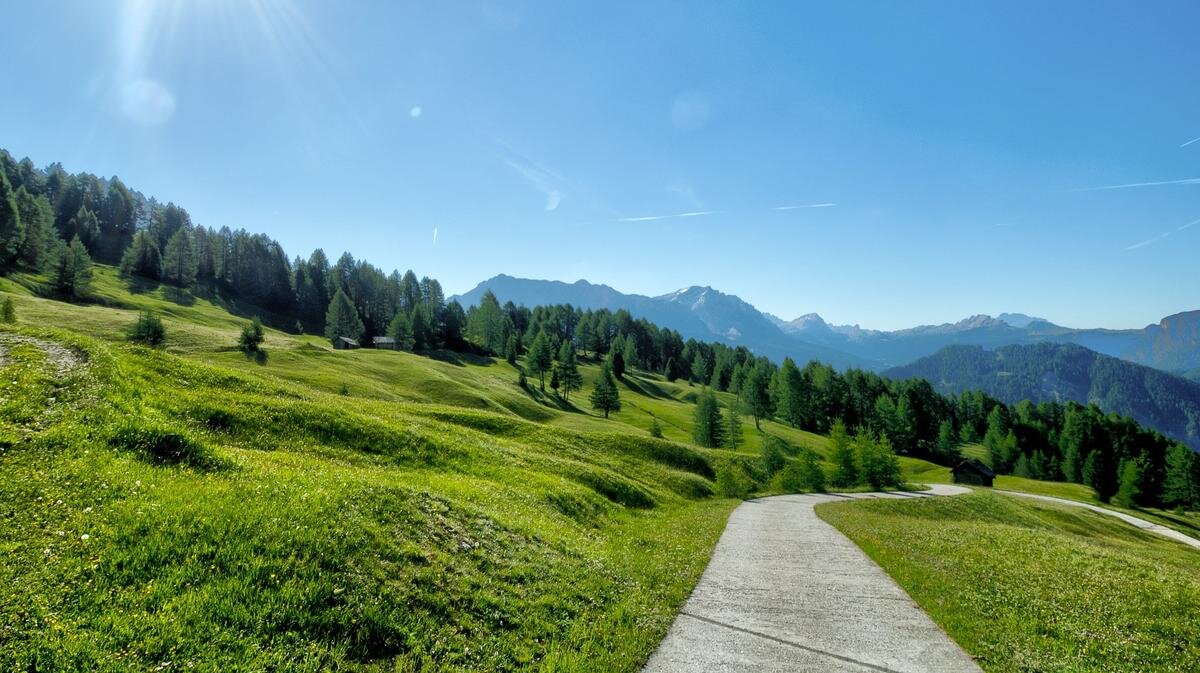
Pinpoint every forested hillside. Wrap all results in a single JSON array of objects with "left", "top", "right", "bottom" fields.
[
  {"left": 3, "top": 146, "right": 1199, "bottom": 513},
  {"left": 886, "top": 343, "right": 1200, "bottom": 451}
]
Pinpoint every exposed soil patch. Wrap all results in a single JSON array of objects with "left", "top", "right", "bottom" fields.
[{"left": 0, "top": 334, "right": 88, "bottom": 378}]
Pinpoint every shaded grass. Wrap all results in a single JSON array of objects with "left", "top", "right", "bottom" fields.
[{"left": 817, "top": 492, "right": 1200, "bottom": 672}]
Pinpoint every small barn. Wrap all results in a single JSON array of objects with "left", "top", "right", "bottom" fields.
[
  {"left": 333, "top": 337, "right": 360, "bottom": 350},
  {"left": 372, "top": 336, "right": 398, "bottom": 350},
  {"left": 951, "top": 458, "right": 995, "bottom": 487}
]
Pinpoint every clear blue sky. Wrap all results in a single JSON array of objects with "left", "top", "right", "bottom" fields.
[{"left": 3, "top": 1, "right": 1198, "bottom": 330}]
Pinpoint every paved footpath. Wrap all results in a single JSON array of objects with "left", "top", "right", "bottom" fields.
[
  {"left": 996, "top": 490, "right": 1200, "bottom": 550},
  {"left": 643, "top": 484, "right": 982, "bottom": 673}
]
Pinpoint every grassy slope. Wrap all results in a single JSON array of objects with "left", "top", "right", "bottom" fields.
[
  {"left": 2, "top": 271, "right": 772, "bottom": 671},
  {"left": 817, "top": 492, "right": 1200, "bottom": 672}
]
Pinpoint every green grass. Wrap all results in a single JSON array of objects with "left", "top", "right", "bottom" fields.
[
  {"left": 0, "top": 277, "right": 751, "bottom": 671},
  {"left": 817, "top": 492, "right": 1200, "bottom": 672}
]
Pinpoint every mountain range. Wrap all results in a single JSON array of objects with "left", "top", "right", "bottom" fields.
[
  {"left": 453, "top": 274, "right": 1200, "bottom": 381},
  {"left": 884, "top": 343, "right": 1200, "bottom": 450}
]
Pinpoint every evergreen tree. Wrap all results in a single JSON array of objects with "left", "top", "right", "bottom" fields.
[
  {"left": 692, "top": 389, "right": 725, "bottom": 448},
  {"left": 829, "top": 419, "right": 858, "bottom": 487},
  {"left": 609, "top": 348, "right": 626, "bottom": 380},
  {"left": 760, "top": 435, "right": 788, "bottom": 477},
  {"left": 324, "top": 288, "right": 364, "bottom": 345},
  {"left": 856, "top": 431, "right": 902, "bottom": 490},
  {"left": 740, "top": 361, "right": 773, "bottom": 430},
  {"left": 1084, "top": 447, "right": 1117, "bottom": 503},
  {"left": 0, "top": 169, "right": 23, "bottom": 267},
  {"left": 549, "top": 366, "right": 560, "bottom": 395},
  {"left": 526, "top": 329, "right": 554, "bottom": 391},
  {"left": 1115, "top": 458, "right": 1142, "bottom": 508},
  {"left": 387, "top": 311, "right": 415, "bottom": 351},
  {"left": 118, "top": 230, "right": 162, "bottom": 280},
  {"left": 1163, "top": 442, "right": 1200, "bottom": 509},
  {"left": 127, "top": 311, "right": 165, "bottom": 346},
  {"left": 410, "top": 304, "right": 433, "bottom": 350},
  {"left": 51, "top": 236, "right": 93, "bottom": 300},
  {"left": 589, "top": 363, "right": 621, "bottom": 418},
  {"left": 15, "top": 188, "right": 52, "bottom": 270},
  {"left": 622, "top": 336, "right": 639, "bottom": 371},
  {"left": 239, "top": 317, "right": 265, "bottom": 354},
  {"left": 772, "top": 357, "right": 806, "bottom": 428},
  {"left": 504, "top": 333, "right": 520, "bottom": 364},
  {"left": 1, "top": 297, "right": 16, "bottom": 324},
  {"left": 935, "top": 419, "right": 959, "bottom": 461},
  {"left": 160, "top": 226, "right": 196, "bottom": 286},
  {"left": 556, "top": 341, "right": 583, "bottom": 402},
  {"left": 466, "top": 289, "right": 507, "bottom": 353},
  {"left": 725, "top": 402, "right": 742, "bottom": 449}
]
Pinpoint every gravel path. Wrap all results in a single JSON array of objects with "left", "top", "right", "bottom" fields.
[
  {"left": 643, "top": 484, "right": 981, "bottom": 673},
  {"left": 0, "top": 333, "right": 87, "bottom": 378}
]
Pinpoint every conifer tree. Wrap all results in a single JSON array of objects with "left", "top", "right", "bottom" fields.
[
  {"left": 556, "top": 341, "right": 583, "bottom": 402},
  {"left": 324, "top": 288, "right": 364, "bottom": 345},
  {"left": 829, "top": 419, "right": 858, "bottom": 487},
  {"left": 1115, "top": 458, "right": 1142, "bottom": 508},
  {"left": 1, "top": 297, "right": 16, "bottom": 324},
  {"left": 239, "top": 317, "right": 265, "bottom": 354},
  {"left": 526, "top": 329, "right": 554, "bottom": 391},
  {"left": 691, "top": 389, "right": 725, "bottom": 448},
  {"left": 119, "top": 231, "right": 162, "bottom": 280},
  {"left": 725, "top": 402, "right": 742, "bottom": 449},
  {"left": 0, "top": 170, "right": 24, "bottom": 267},
  {"left": 589, "top": 363, "right": 621, "bottom": 418},
  {"left": 51, "top": 236, "right": 93, "bottom": 300},
  {"left": 1163, "top": 442, "right": 1200, "bottom": 509},
  {"left": 387, "top": 310, "right": 415, "bottom": 351},
  {"left": 15, "top": 187, "right": 52, "bottom": 270},
  {"left": 162, "top": 227, "right": 198, "bottom": 287},
  {"left": 410, "top": 304, "right": 433, "bottom": 351}
]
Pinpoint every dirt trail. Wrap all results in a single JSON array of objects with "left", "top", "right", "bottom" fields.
[{"left": 0, "top": 333, "right": 88, "bottom": 378}]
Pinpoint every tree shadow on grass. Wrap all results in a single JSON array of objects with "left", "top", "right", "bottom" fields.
[
  {"left": 162, "top": 285, "right": 196, "bottom": 306},
  {"left": 619, "top": 374, "right": 671, "bottom": 400}
]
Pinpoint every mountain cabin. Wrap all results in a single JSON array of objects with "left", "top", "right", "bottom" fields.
[
  {"left": 372, "top": 336, "right": 398, "bottom": 350},
  {"left": 333, "top": 337, "right": 360, "bottom": 350},
  {"left": 951, "top": 458, "right": 995, "bottom": 487}
]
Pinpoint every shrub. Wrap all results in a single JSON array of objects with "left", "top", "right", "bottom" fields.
[
  {"left": 648, "top": 417, "right": 663, "bottom": 438},
  {"left": 0, "top": 297, "right": 15, "bottom": 324},
  {"left": 773, "top": 449, "right": 827, "bottom": 493},
  {"left": 517, "top": 370, "right": 528, "bottom": 389},
  {"left": 126, "top": 311, "right": 166, "bottom": 347},
  {"left": 715, "top": 461, "right": 753, "bottom": 499},
  {"left": 239, "top": 317, "right": 265, "bottom": 353},
  {"left": 760, "top": 435, "right": 789, "bottom": 478}
]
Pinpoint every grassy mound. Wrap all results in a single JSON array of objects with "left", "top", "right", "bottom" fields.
[{"left": 817, "top": 491, "right": 1200, "bottom": 672}]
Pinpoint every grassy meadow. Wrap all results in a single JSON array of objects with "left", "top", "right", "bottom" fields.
[
  {"left": 817, "top": 492, "right": 1200, "bottom": 672},
  {"left": 0, "top": 267, "right": 848, "bottom": 671}
]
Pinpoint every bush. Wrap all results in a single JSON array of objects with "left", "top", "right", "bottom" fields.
[
  {"left": 648, "top": 417, "right": 663, "bottom": 438},
  {"left": 715, "top": 461, "right": 753, "bottom": 499},
  {"left": 857, "top": 431, "right": 902, "bottom": 490},
  {"left": 760, "top": 435, "right": 789, "bottom": 478},
  {"left": 127, "top": 311, "right": 166, "bottom": 347},
  {"left": 239, "top": 317, "right": 265, "bottom": 353},
  {"left": 517, "top": 370, "right": 528, "bottom": 389},
  {"left": 773, "top": 449, "right": 827, "bottom": 493},
  {"left": 1, "top": 297, "right": 15, "bottom": 324}
]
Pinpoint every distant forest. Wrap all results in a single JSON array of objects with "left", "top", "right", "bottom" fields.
[{"left": 1, "top": 147, "right": 1197, "bottom": 510}]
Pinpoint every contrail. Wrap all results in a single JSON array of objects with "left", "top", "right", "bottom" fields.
[
  {"left": 1074, "top": 177, "right": 1200, "bottom": 191},
  {"left": 1181, "top": 136, "right": 1200, "bottom": 148}
]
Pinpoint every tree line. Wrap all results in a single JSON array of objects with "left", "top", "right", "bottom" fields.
[{"left": 2, "top": 148, "right": 1196, "bottom": 509}]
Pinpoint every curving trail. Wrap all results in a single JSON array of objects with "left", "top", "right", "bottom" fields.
[
  {"left": 643, "top": 484, "right": 981, "bottom": 673},
  {"left": 995, "top": 490, "right": 1200, "bottom": 550}
]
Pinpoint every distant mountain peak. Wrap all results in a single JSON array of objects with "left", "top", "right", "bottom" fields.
[{"left": 997, "top": 312, "right": 1048, "bottom": 328}]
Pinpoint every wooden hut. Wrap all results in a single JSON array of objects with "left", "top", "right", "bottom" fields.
[
  {"left": 372, "top": 336, "right": 398, "bottom": 350},
  {"left": 333, "top": 337, "right": 359, "bottom": 350},
  {"left": 951, "top": 458, "right": 995, "bottom": 487}
]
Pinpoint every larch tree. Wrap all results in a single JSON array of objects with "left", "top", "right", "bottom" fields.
[
  {"left": 324, "top": 288, "right": 364, "bottom": 345},
  {"left": 589, "top": 363, "right": 621, "bottom": 418},
  {"left": 556, "top": 341, "right": 583, "bottom": 402},
  {"left": 526, "top": 329, "right": 554, "bottom": 391}
]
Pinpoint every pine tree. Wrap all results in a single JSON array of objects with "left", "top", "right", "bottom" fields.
[
  {"left": 410, "top": 304, "right": 433, "bottom": 351},
  {"left": 161, "top": 227, "right": 198, "bottom": 287},
  {"left": 504, "top": 333, "right": 520, "bottom": 364},
  {"left": 127, "top": 311, "right": 165, "bottom": 346},
  {"left": 1084, "top": 448, "right": 1117, "bottom": 503},
  {"left": 622, "top": 336, "right": 638, "bottom": 371},
  {"left": 526, "top": 329, "right": 554, "bottom": 391},
  {"left": 740, "top": 361, "right": 772, "bottom": 430},
  {"left": 1163, "top": 442, "right": 1199, "bottom": 509},
  {"left": 725, "top": 402, "right": 742, "bottom": 449},
  {"left": 589, "top": 363, "right": 621, "bottom": 418},
  {"left": 649, "top": 417, "right": 664, "bottom": 438},
  {"left": 691, "top": 389, "right": 725, "bottom": 448},
  {"left": 239, "top": 317, "right": 265, "bottom": 353},
  {"left": 387, "top": 311, "right": 415, "bottom": 351},
  {"left": 324, "top": 288, "right": 364, "bottom": 345},
  {"left": 857, "top": 431, "right": 901, "bottom": 490},
  {"left": 549, "top": 366, "right": 560, "bottom": 395},
  {"left": 15, "top": 188, "right": 52, "bottom": 270},
  {"left": 556, "top": 341, "right": 583, "bottom": 402},
  {"left": 0, "top": 169, "right": 23, "bottom": 267},
  {"left": 51, "top": 236, "right": 93, "bottom": 300},
  {"left": 936, "top": 419, "right": 959, "bottom": 461},
  {"left": 1115, "top": 459, "right": 1142, "bottom": 508},
  {"left": 118, "top": 231, "right": 162, "bottom": 280},
  {"left": 829, "top": 419, "right": 857, "bottom": 487}
]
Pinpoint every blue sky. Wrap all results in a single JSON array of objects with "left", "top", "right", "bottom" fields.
[{"left": 2, "top": 1, "right": 1198, "bottom": 330}]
